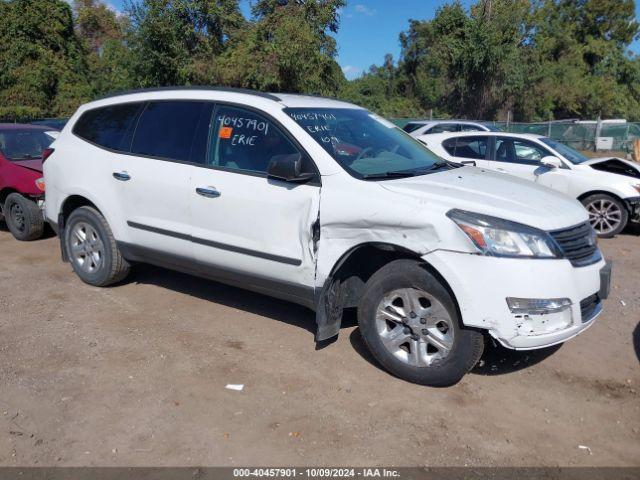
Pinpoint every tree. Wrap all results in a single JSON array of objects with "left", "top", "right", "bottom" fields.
[
  {"left": 219, "top": 0, "right": 346, "bottom": 94},
  {"left": 126, "top": 0, "right": 245, "bottom": 87},
  {"left": 519, "top": 0, "right": 640, "bottom": 120},
  {"left": 396, "top": 0, "right": 532, "bottom": 119},
  {"left": 0, "top": 0, "right": 92, "bottom": 119},
  {"left": 73, "top": 0, "right": 137, "bottom": 95}
]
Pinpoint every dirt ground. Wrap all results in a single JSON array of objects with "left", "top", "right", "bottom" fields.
[{"left": 0, "top": 221, "right": 638, "bottom": 467}]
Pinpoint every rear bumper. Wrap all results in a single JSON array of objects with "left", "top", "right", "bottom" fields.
[{"left": 423, "top": 250, "right": 609, "bottom": 350}]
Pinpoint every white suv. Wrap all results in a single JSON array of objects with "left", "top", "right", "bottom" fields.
[
  {"left": 43, "top": 88, "right": 610, "bottom": 386},
  {"left": 420, "top": 131, "right": 640, "bottom": 237}
]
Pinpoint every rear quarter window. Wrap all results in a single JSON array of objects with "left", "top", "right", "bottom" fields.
[
  {"left": 402, "top": 123, "right": 424, "bottom": 133},
  {"left": 73, "top": 103, "right": 144, "bottom": 151},
  {"left": 131, "top": 101, "right": 208, "bottom": 162}
]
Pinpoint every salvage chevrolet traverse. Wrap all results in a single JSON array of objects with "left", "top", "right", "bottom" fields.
[{"left": 43, "top": 87, "right": 611, "bottom": 386}]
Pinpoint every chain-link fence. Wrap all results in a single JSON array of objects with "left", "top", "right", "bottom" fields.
[{"left": 392, "top": 119, "right": 640, "bottom": 154}]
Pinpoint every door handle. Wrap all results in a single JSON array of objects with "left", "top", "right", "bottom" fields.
[
  {"left": 113, "top": 171, "right": 131, "bottom": 181},
  {"left": 196, "top": 187, "right": 221, "bottom": 198}
]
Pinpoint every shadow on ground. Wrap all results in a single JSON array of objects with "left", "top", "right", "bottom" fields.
[
  {"left": 472, "top": 341, "right": 562, "bottom": 375},
  {"left": 622, "top": 223, "right": 640, "bottom": 236},
  {"left": 130, "top": 263, "right": 318, "bottom": 336},
  {"left": 349, "top": 322, "right": 562, "bottom": 378},
  {"left": 633, "top": 322, "right": 640, "bottom": 364}
]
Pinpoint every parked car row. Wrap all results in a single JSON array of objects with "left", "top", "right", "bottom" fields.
[{"left": 1, "top": 89, "right": 615, "bottom": 387}]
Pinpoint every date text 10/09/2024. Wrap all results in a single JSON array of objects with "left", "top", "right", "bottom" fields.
[{"left": 232, "top": 469, "right": 401, "bottom": 478}]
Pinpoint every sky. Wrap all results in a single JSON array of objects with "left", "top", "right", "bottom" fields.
[{"left": 101, "top": 0, "right": 640, "bottom": 81}]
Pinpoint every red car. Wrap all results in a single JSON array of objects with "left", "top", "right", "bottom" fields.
[{"left": 0, "top": 124, "right": 55, "bottom": 240}]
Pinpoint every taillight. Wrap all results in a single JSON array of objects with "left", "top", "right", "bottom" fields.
[
  {"left": 42, "top": 147, "right": 55, "bottom": 163},
  {"left": 35, "top": 178, "right": 45, "bottom": 192}
]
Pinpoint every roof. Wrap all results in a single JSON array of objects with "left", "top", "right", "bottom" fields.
[
  {"left": 93, "top": 86, "right": 360, "bottom": 110},
  {"left": 420, "top": 131, "right": 545, "bottom": 140},
  {"left": 406, "top": 119, "right": 489, "bottom": 125},
  {"left": 0, "top": 123, "right": 53, "bottom": 131}
]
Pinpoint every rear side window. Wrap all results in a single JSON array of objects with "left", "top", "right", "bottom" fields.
[
  {"left": 73, "top": 103, "right": 143, "bottom": 151},
  {"left": 442, "top": 136, "right": 488, "bottom": 159},
  {"left": 402, "top": 122, "right": 424, "bottom": 133},
  {"left": 442, "top": 138, "right": 457, "bottom": 155},
  {"left": 131, "top": 101, "right": 208, "bottom": 162},
  {"left": 428, "top": 123, "right": 458, "bottom": 134}
]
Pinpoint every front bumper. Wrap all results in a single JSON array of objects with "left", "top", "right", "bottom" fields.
[
  {"left": 624, "top": 196, "right": 640, "bottom": 222},
  {"left": 423, "top": 250, "right": 609, "bottom": 350}
]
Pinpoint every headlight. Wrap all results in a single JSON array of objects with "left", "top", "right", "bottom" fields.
[
  {"left": 633, "top": 184, "right": 640, "bottom": 194},
  {"left": 447, "top": 209, "right": 562, "bottom": 258}
]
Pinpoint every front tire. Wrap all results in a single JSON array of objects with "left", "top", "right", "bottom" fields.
[
  {"left": 4, "top": 193, "right": 44, "bottom": 241},
  {"left": 64, "top": 206, "right": 130, "bottom": 286},
  {"left": 581, "top": 193, "right": 628, "bottom": 238},
  {"left": 358, "top": 260, "right": 484, "bottom": 387}
]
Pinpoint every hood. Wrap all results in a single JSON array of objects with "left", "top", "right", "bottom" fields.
[
  {"left": 578, "top": 157, "right": 640, "bottom": 180},
  {"left": 11, "top": 158, "right": 43, "bottom": 173},
  {"left": 380, "top": 166, "right": 587, "bottom": 231}
]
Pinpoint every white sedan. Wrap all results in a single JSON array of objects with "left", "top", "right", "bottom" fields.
[{"left": 419, "top": 131, "right": 640, "bottom": 237}]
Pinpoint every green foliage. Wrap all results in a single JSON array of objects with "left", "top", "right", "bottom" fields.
[
  {"left": 0, "top": 0, "right": 638, "bottom": 122},
  {"left": 0, "top": 0, "right": 92, "bottom": 120},
  {"left": 218, "top": 0, "right": 345, "bottom": 94},
  {"left": 342, "top": 0, "right": 640, "bottom": 121},
  {"left": 126, "top": 0, "right": 246, "bottom": 87}
]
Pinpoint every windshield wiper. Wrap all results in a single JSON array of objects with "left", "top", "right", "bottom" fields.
[
  {"left": 427, "top": 161, "right": 451, "bottom": 170},
  {"left": 363, "top": 171, "right": 418, "bottom": 180}
]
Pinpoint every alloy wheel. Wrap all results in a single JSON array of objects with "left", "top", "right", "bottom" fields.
[
  {"left": 70, "top": 222, "right": 105, "bottom": 274},
  {"left": 375, "top": 288, "right": 454, "bottom": 367},
  {"left": 586, "top": 199, "right": 622, "bottom": 235}
]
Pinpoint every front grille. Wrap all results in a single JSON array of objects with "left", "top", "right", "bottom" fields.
[
  {"left": 550, "top": 222, "right": 600, "bottom": 267},
  {"left": 580, "top": 293, "right": 601, "bottom": 323}
]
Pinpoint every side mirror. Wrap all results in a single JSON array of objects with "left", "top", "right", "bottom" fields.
[
  {"left": 267, "top": 153, "right": 314, "bottom": 183},
  {"left": 540, "top": 155, "right": 562, "bottom": 169}
]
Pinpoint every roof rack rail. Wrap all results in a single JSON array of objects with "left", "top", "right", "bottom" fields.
[{"left": 95, "top": 86, "right": 282, "bottom": 102}]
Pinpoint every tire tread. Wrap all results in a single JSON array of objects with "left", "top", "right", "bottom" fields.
[
  {"left": 66, "top": 206, "right": 130, "bottom": 286},
  {"left": 4, "top": 193, "right": 44, "bottom": 241}
]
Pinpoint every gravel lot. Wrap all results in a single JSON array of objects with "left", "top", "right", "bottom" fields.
[{"left": 0, "top": 221, "right": 638, "bottom": 467}]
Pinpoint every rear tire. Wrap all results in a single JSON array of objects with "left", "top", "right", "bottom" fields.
[
  {"left": 64, "top": 206, "right": 130, "bottom": 286},
  {"left": 4, "top": 193, "right": 44, "bottom": 241},
  {"left": 358, "top": 259, "right": 484, "bottom": 387},
  {"left": 581, "top": 193, "right": 628, "bottom": 238}
]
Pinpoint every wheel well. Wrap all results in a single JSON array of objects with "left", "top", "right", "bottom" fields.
[
  {"left": 577, "top": 190, "right": 628, "bottom": 209},
  {"left": 60, "top": 195, "right": 100, "bottom": 227},
  {"left": 326, "top": 243, "right": 454, "bottom": 309},
  {"left": 314, "top": 242, "right": 463, "bottom": 342},
  {"left": 0, "top": 188, "right": 18, "bottom": 206}
]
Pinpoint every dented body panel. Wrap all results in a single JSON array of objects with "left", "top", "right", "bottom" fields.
[{"left": 423, "top": 249, "right": 604, "bottom": 349}]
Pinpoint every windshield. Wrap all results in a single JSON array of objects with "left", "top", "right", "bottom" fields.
[
  {"left": 0, "top": 130, "right": 53, "bottom": 160},
  {"left": 540, "top": 137, "right": 589, "bottom": 164},
  {"left": 285, "top": 108, "right": 448, "bottom": 179}
]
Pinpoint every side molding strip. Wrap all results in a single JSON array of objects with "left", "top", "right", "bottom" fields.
[{"left": 127, "top": 221, "right": 302, "bottom": 266}]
